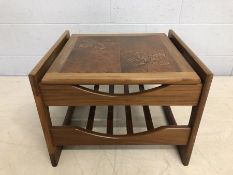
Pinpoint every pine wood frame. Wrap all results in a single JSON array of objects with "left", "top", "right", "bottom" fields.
[{"left": 29, "top": 30, "right": 212, "bottom": 166}]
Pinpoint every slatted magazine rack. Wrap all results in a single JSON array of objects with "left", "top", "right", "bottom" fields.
[{"left": 29, "top": 30, "right": 212, "bottom": 167}]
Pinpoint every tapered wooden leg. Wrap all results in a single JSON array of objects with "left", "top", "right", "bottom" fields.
[
  {"left": 167, "top": 29, "right": 213, "bottom": 165},
  {"left": 180, "top": 74, "right": 212, "bottom": 165},
  {"left": 34, "top": 95, "right": 62, "bottom": 167},
  {"left": 177, "top": 106, "right": 200, "bottom": 165},
  {"left": 178, "top": 104, "right": 208, "bottom": 165},
  {"left": 49, "top": 147, "right": 62, "bottom": 167},
  {"left": 28, "top": 31, "right": 71, "bottom": 166},
  {"left": 163, "top": 104, "right": 209, "bottom": 165},
  {"left": 162, "top": 74, "right": 212, "bottom": 165},
  {"left": 162, "top": 106, "right": 195, "bottom": 166}
]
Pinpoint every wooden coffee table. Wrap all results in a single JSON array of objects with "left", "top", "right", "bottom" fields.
[{"left": 29, "top": 30, "right": 212, "bottom": 166}]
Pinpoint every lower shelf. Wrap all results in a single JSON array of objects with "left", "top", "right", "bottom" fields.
[{"left": 50, "top": 105, "right": 191, "bottom": 146}]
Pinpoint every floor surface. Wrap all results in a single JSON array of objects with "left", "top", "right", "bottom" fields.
[{"left": 0, "top": 76, "right": 232, "bottom": 175}]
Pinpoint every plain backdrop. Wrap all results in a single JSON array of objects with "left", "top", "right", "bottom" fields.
[{"left": 0, "top": 0, "right": 233, "bottom": 75}]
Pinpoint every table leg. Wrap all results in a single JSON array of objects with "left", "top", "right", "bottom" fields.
[
  {"left": 163, "top": 76, "right": 212, "bottom": 165},
  {"left": 34, "top": 95, "right": 62, "bottom": 167},
  {"left": 178, "top": 106, "right": 203, "bottom": 165},
  {"left": 163, "top": 104, "right": 206, "bottom": 165}
]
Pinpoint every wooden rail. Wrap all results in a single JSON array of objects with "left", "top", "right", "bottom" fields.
[
  {"left": 40, "top": 84, "right": 202, "bottom": 106},
  {"left": 51, "top": 125, "right": 191, "bottom": 145}
]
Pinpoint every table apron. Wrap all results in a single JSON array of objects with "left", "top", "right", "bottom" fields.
[{"left": 40, "top": 84, "right": 202, "bottom": 106}]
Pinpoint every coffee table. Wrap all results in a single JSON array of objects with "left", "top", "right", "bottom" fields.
[{"left": 29, "top": 30, "right": 213, "bottom": 166}]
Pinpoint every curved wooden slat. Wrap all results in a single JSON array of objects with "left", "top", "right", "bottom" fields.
[
  {"left": 41, "top": 84, "right": 202, "bottom": 106},
  {"left": 73, "top": 84, "right": 165, "bottom": 96},
  {"left": 50, "top": 125, "right": 191, "bottom": 145}
]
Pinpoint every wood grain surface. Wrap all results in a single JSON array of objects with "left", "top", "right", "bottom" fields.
[
  {"left": 40, "top": 84, "right": 202, "bottom": 106},
  {"left": 43, "top": 34, "right": 200, "bottom": 85},
  {"left": 28, "top": 30, "right": 213, "bottom": 166},
  {"left": 50, "top": 125, "right": 191, "bottom": 145}
]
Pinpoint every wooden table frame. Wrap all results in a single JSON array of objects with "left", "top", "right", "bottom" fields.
[{"left": 29, "top": 30, "right": 212, "bottom": 166}]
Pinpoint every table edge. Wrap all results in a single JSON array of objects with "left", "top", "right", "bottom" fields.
[{"left": 41, "top": 72, "right": 201, "bottom": 85}]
